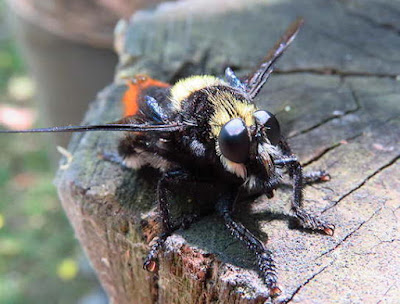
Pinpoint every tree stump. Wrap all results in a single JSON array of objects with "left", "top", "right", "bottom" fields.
[{"left": 56, "top": 0, "right": 400, "bottom": 303}]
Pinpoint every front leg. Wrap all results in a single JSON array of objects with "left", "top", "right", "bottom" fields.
[
  {"left": 216, "top": 192, "right": 281, "bottom": 297},
  {"left": 274, "top": 157, "right": 335, "bottom": 235},
  {"left": 279, "top": 139, "right": 330, "bottom": 185}
]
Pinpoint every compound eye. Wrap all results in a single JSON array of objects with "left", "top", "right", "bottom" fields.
[
  {"left": 218, "top": 118, "right": 250, "bottom": 163},
  {"left": 253, "top": 110, "right": 281, "bottom": 145}
]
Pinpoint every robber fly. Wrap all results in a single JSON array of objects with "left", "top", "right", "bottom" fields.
[{"left": 1, "top": 19, "right": 334, "bottom": 296}]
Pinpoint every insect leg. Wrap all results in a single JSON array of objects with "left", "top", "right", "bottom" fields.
[
  {"left": 303, "top": 170, "right": 330, "bottom": 185},
  {"left": 278, "top": 139, "right": 330, "bottom": 184},
  {"left": 216, "top": 192, "right": 281, "bottom": 297},
  {"left": 143, "top": 215, "right": 200, "bottom": 272},
  {"left": 274, "top": 157, "right": 334, "bottom": 235},
  {"left": 144, "top": 96, "right": 168, "bottom": 123},
  {"left": 143, "top": 174, "right": 175, "bottom": 272},
  {"left": 143, "top": 231, "right": 170, "bottom": 272},
  {"left": 225, "top": 67, "right": 247, "bottom": 92},
  {"left": 242, "top": 176, "right": 282, "bottom": 199},
  {"left": 143, "top": 170, "right": 204, "bottom": 272}
]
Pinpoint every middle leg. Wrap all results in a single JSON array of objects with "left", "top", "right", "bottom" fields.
[{"left": 303, "top": 170, "right": 331, "bottom": 185}]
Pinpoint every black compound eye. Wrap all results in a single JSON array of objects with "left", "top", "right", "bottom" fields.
[
  {"left": 253, "top": 110, "right": 281, "bottom": 145},
  {"left": 218, "top": 118, "right": 250, "bottom": 163}
]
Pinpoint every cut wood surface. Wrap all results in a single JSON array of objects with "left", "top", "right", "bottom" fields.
[{"left": 56, "top": 0, "right": 400, "bottom": 303}]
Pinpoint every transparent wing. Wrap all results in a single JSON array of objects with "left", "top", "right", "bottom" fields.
[{"left": 245, "top": 18, "right": 304, "bottom": 99}]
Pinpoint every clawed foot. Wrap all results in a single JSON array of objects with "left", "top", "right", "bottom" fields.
[
  {"left": 303, "top": 170, "right": 330, "bottom": 185},
  {"left": 269, "top": 286, "right": 282, "bottom": 297},
  {"left": 143, "top": 258, "right": 158, "bottom": 272},
  {"left": 294, "top": 207, "right": 335, "bottom": 235},
  {"left": 143, "top": 232, "right": 170, "bottom": 273},
  {"left": 255, "top": 250, "right": 282, "bottom": 297},
  {"left": 321, "top": 223, "right": 335, "bottom": 236}
]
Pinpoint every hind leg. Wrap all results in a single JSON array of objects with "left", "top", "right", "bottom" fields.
[{"left": 143, "top": 170, "right": 205, "bottom": 272}]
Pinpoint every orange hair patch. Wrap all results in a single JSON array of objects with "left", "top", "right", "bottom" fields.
[{"left": 122, "top": 75, "right": 170, "bottom": 117}]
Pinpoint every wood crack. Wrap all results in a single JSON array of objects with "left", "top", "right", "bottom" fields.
[
  {"left": 318, "top": 206, "right": 383, "bottom": 259},
  {"left": 303, "top": 133, "right": 362, "bottom": 167},
  {"left": 313, "top": 28, "right": 400, "bottom": 64},
  {"left": 376, "top": 283, "right": 397, "bottom": 304},
  {"left": 279, "top": 261, "right": 334, "bottom": 304},
  {"left": 288, "top": 85, "right": 361, "bottom": 139},
  {"left": 274, "top": 68, "right": 399, "bottom": 79},
  {"left": 322, "top": 155, "right": 400, "bottom": 213},
  {"left": 345, "top": 10, "right": 400, "bottom": 36},
  {"left": 369, "top": 238, "right": 400, "bottom": 253}
]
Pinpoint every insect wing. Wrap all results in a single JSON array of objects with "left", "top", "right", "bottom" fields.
[
  {"left": 0, "top": 123, "right": 188, "bottom": 134},
  {"left": 245, "top": 18, "right": 304, "bottom": 99}
]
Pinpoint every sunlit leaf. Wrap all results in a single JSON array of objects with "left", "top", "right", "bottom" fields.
[
  {"left": 7, "top": 75, "right": 36, "bottom": 101},
  {"left": 57, "top": 258, "right": 79, "bottom": 281},
  {"left": 0, "top": 238, "right": 22, "bottom": 256}
]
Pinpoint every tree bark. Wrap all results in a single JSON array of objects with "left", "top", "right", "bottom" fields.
[{"left": 56, "top": 0, "right": 400, "bottom": 303}]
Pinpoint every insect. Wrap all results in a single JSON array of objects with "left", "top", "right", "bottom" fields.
[{"left": 1, "top": 18, "right": 334, "bottom": 296}]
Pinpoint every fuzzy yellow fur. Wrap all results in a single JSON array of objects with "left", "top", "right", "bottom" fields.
[
  {"left": 207, "top": 89, "right": 257, "bottom": 179},
  {"left": 208, "top": 90, "right": 256, "bottom": 138},
  {"left": 170, "top": 75, "right": 224, "bottom": 110}
]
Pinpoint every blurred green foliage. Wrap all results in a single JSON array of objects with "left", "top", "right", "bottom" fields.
[
  {"left": 0, "top": 3, "right": 24, "bottom": 91},
  {"left": 0, "top": 2, "right": 101, "bottom": 303}
]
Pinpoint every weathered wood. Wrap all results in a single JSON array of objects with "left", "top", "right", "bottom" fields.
[{"left": 56, "top": 0, "right": 400, "bottom": 303}]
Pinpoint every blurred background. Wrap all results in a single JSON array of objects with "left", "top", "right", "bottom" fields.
[
  {"left": 0, "top": 1, "right": 111, "bottom": 303},
  {"left": 0, "top": 0, "right": 166, "bottom": 303}
]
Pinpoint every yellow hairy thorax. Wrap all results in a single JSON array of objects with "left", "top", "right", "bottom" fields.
[
  {"left": 208, "top": 90, "right": 256, "bottom": 138},
  {"left": 169, "top": 74, "right": 256, "bottom": 137},
  {"left": 169, "top": 75, "right": 224, "bottom": 110}
]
